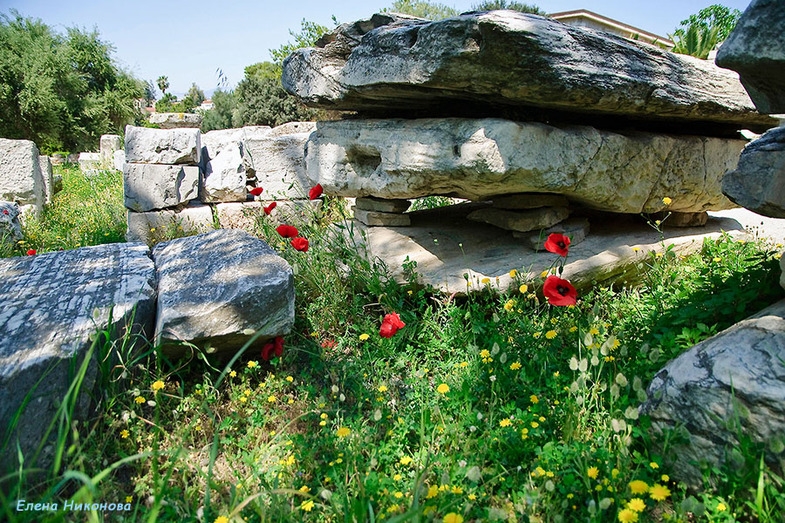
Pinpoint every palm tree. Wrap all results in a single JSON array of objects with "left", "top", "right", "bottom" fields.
[
  {"left": 671, "top": 24, "right": 721, "bottom": 60},
  {"left": 156, "top": 75, "right": 169, "bottom": 95}
]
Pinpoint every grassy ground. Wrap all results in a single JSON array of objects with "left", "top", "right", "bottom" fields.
[{"left": 2, "top": 166, "right": 785, "bottom": 522}]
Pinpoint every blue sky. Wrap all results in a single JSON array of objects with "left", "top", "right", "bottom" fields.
[{"left": 2, "top": 0, "right": 752, "bottom": 96}]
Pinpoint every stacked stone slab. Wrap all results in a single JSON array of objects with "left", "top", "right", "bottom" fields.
[
  {"left": 125, "top": 122, "right": 319, "bottom": 243},
  {"left": 283, "top": 10, "right": 773, "bottom": 237},
  {"left": 0, "top": 138, "right": 48, "bottom": 220}
]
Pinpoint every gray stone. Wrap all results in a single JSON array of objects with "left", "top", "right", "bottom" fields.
[
  {"left": 283, "top": 12, "right": 774, "bottom": 132},
  {"left": 100, "top": 134, "right": 122, "bottom": 162},
  {"left": 0, "top": 243, "right": 156, "bottom": 473},
  {"left": 339, "top": 203, "right": 747, "bottom": 295},
  {"left": 355, "top": 196, "right": 411, "bottom": 213},
  {"left": 723, "top": 126, "right": 785, "bottom": 218},
  {"left": 201, "top": 127, "right": 253, "bottom": 161},
  {"left": 662, "top": 211, "right": 709, "bottom": 227},
  {"left": 0, "top": 201, "right": 23, "bottom": 250},
  {"left": 124, "top": 126, "right": 201, "bottom": 165},
  {"left": 201, "top": 143, "right": 247, "bottom": 203},
  {"left": 148, "top": 112, "right": 203, "bottom": 129},
  {"left": 491, "top": 193, "right": 569, "bottom": 210},
  {"left": 126, "top": 202, "right": 215, "bottom": 245},
  {"left": 640, "top": 298, "right": 785, "bottom": 488},
  {"left": 353, "top": 207, "right": 412, "bottom": 226},
  {"left": 467, "top": 206, "right": 570, "bottom": 233},
  {"left": 113, "top": 150, "right": 126, "bottom": 172},
  {"left": 0, "top": 138, "right": 44, "bottom": 216},
  {"left": 38, "top": 155, "right": 54, "bottom": 204},
  {"left": 304, "top": 118, "right": 744, "bottom": 213},
  {"left": 242, "top": 122, "right": 316, "bottom": 199},
  {"left": 715, "top": 0, "right": 785, "bottom": 114},
  {"left": 153, "top": 229, "right": 294, "bottom": 356},
  {"left": 215, "top": 201, "right": 325, "bottom": 233},
  {"left": 124, "top": 163, "right": 200, "bottom": 212},
  {"left": 523, "top": 217, "right": 590, "bottom": 251}
]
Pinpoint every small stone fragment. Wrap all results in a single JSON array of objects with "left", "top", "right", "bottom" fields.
[
  {"left": 353, "top": 207, "right": 412, "bottom": 226},
  {"left": 466, "top": 207, "right": 570, "bottom": 233},
  {"left": 491, "top": 193, "right": 569, "bottom": 210},
  {"left": 355, "top": 196, "right": 411, "bottom": 213}
]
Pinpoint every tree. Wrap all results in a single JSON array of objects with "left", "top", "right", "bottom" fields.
[
  {"left": 471, "top": 1, "right": 545, "bottom": 14},
  {"left": 270, "top": 18, "right": 334, "bottom": 67},
  {"left": 143, "top": 80, "right": 156, "bottom": 107},
  {"left": 156, "top": 75, "right": 169, "bottom": 95},
  {"left": 200, "top": 89, "right": 236, "bottom": 132},
  {"left": 183, "top": 82, "right": 205, "bottom": 111},
  {"left": 0, "top": 10, "right": 143, "bottom": 153},
  {"left": 670, "top": 4, "right": 741, "bottom": 59},
  {"left": 385, "top": 0, "right": 458, "bottom": 20}
]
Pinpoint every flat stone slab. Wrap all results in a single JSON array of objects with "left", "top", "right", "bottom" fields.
[
  {"left": 353, "top": 207, "right": 411, "bottom": 226},
  {"left": 124, "top": 126, "right": 201, "bottom": 165},
  {"left": 0, "top": 138, "right": 44, "bottom": 216},
  {"left": 126, "top": 202, "right": 215, "bottom": 244},
  {"left": 124, "top": 163, "right": 200, "bottom": 211},
  {"left": 148, "top": 112, "right": 203, "bottom": 129},
  {"left": 355, "top": 196, "right": 411, "bottom": 213},
  {"left": 467, "top": 206, "right": 570, "bottom": 233},
  {"left": 153, "top": 229, "right": 294, "bottom": 356},
  {"left": 0, "top": 243, "right": 156, "bottom": 473},
  {"left": 283, "top": 11, "right": 775, "bottom": 133},
  {"left": 306, "top": 118, "right": 744, "bottom": 213},
  {"left": 641, "top": 298, "right": 785, "bottom": 488},
  {"left": 342, "top": 202, "right": 747, "bottom": 295}
]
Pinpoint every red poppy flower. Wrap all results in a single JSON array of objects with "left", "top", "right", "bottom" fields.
[
  {"left": 379, "top": 312, "right": 406, "bottom": 338},
  {"left": 321, "top": 339, "right": 337, "bottom": 349},
  {"left": 544, "top": 233, "right": 570, "bottom": 257},
  {"left": 249, "top": 187, "right": 264, "bottom": 196},
  {"left": 263, "top": 202, "right": 277, "bottom": 215},
  {"left": 2, "top": 209, "right": 8, "bottom": 215},
  {"left": 276, "top": 224, "right": 299, "bottom": 238},
  {"left": 291, "top": 237, "right": 309, "bottom": 252},
  {"left": 543, "top": 275, "right": 577, "bottom": 306},
  {"left": 308, "top": 184, "right": 323, "bottom": 200},
  {"left": 26, "top": 249, "right": 36, "bottom": 256},
  {"left": 261, "top": 336, "right": 285, "bottom": 361}
]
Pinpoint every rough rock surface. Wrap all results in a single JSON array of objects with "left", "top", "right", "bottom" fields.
[
  {"left": 491, "top": 193, "right": 569, "bottom": 210},
  {"left": 522, "top": 217, "right": 590, "bottom": 250},
  {"left": 0, "top": 138, "right": 44, "bottom": 216},
  {"left": 467, "top": 206, "right": 569, "bottom": 233},
  {"left": 215, "top": 200, "right": 322, "bottom": 231},
  {"left": 0, "top": 243, "right": 156, "bottom": 473},
  {"left": 38, "top": 155, "right": 54, "bottom": 204},
  {"left": 148, "top": 112, "right": 203, "bottom": 129},
  {"left": 355, "top": 197, "right": 411, "bottom": 213},
  {"left": 201, "top": 144, "right": 247, "bottom": 203},
  {"left": 306, "top": 118, "right": 744, "bottom": 213},
  {"left": 100, "top": 134, "right": 122, "bottom": 162},
  {"left": 723, "top": 126, "right": 785, "bottom": 218},
  {"left": 0, "top": 201, "right": 23, "bottom": 248},
  {"left": 353, "top": 207, "right": 412, "bottom": 226},
  {"left": 124, "top": 163, "right": 200, "bottom": 212},
  {"left": 640, "top": 298, "right": 785, "bottom": 488},
  {"left": 283, "top": 12, "right": 774, "bottom": 133},
  {"left": 715, "top": 0, "right": 785, "bottom": 114},
  {"left": 341, "top": 203, "right": 747, "bottom": 295},
  {"left": 153, "top": 229, "right": 294, "bottom": 356},
  {"left": 124, "top": 126, "right": 201, "bottom": 165},
  {"left": 126, "top": 203, "right": 215, "bottom": 244}
]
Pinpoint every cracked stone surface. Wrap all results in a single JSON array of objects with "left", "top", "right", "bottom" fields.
[
  {"left": 0, "top": 243, "right": 156, "bottom": 473},
  {"left": 640, "top": 299, "right": 785, "bottom": 488},
  {"left": 305, "top": 118, "right": 744, "bottom": 213}
]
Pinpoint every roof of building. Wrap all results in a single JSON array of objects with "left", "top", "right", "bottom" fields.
[{"left": 549, "top": 9, "right": 675, "bottom": 48}]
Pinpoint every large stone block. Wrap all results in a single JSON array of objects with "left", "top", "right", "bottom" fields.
[
  {"left": 242, "top": 122, "right": 316, "bottom": 199},
  {"left": 153, "top": 229, "right": 294, "bottom": 356},
  {"left": 100, "top": 134, "right": 122, "bottom": 162},
  {"left": 0, "top": 201, "right": 23, "bottom": 251},
  {"left": 38, "top": 155, "right": 54, "bottom": 204},
  {"left": 148, "top": 112, "right": 203, "bottom": 129},
  {"left": 305, "top": 118, "right": 744, "bottom": 213},
  {"left": 716, "top": 0, "right": 785, "bottom": 114},
  {"left": 467, "top": 206, "right": 570, "bottom": 233},
  {"left": 722, "top": 126, "right": 785, "bottom": 218},
  {"left": 201, "top": 143, "right": 247, "bottom": 203},
  {"left": 640, "top": 299, "right": 785, "bottom": 488},
  {"left": 0, "top": 138, "right": 44, "bottom": 216},
  {"left": 126, "top": 202, "right": 215, "bottom": 244},
  {"left": 124, "top": 163, "right": 200, "bottom": 211},
  {"left": 124, "top": 125, "right": 201, "bottom": 165},
  {"left": 0, "top": 243, "right": 157, "bottom": 473},
  {"left": 283, "top": 12, "right": 775, "bottom": 133}
]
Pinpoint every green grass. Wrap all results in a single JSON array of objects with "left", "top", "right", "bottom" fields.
[{"left": 2, "top": 167, "right": 785, "bottom": 522}]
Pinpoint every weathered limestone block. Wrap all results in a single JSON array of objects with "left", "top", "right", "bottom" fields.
[
  {"left": 148, "top": 112, "right": 203, "bottom": 129},
  {"left": 124, "top": 126, "right": 201, "bottom": 165},
  {"left": 124, "top": 163, "right": 200, "bottom": 212},
  {"left": 153, "top": 229, "right": 294, "bottom": 356},
  {"left": 0, "top": 243, "right": 156, "bottom": 473},
  {"left": 113, "top": 150, "right": 126, "bottom": 172},
  {"left": 355, "top": 196, "right": 411, "bottom": 213},
  {"left": 523, "top": 217, "right": 590, "bottom": 250},
  {"left": 38, "top": 155, "right": 54, "bottom": 204},
  {"left": 201, "top": 143, "right": 247, "bottom": 203},
  {"left": 723, "top": 126, "right": 785, "bottom": 218},
  {"left": 353, "top": 207, "right": 411, "bottom": 226},
  {"left": 640, "top": 299, "right": 785, "bottom": 488},
  {"left": 491, "top": 193, "right": 569, "bottom": 210},
  {"left": 467, "top": 206, "right": 570, "bottom": 233},
  {"left": 215, "top": 200, "right": 323, "bottom": 231},
  {"left": 100, "top": 134, "right": 122, "bottom": 162},
  {"left": 0, "top": 201, "right": 23, "bottom": 249},
  {"left": 201, "top": 127, "right": 253, "bottom": 161},
  {"left": 242, "top": 122, "right": 316, "bottom": 199},
  {"left": 283, "top": 12, "right": 774, "bottom": 132},
  {"left": 306, "top": 118, "right": 744, "bottom": 213},
  {"left": 126, "top": 203, "right": 215, "bottom": 244},
  {"left": 78, "top": 152, "right": 104, "bottom": 176},
  {"left": 716, "top": 0, "right": 785, "bottom": 114},
  {"left": 0, "top": 138, "right": 44, "bottom": 216}
]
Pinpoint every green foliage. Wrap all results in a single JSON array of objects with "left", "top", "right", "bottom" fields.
[
  {"left": 471, "top": 0, "right": 545, "bottom": 14},
  {"left": 0, "top": 10, "right": 143, "bottom": 153},
  {"left": 156, "top": 75, "right": 169, "bottom": 95},
  {"left": 385, "top": 0, "right": 459, "bottom": 20},
  {"left": 200, "top": 88, "right": 237, "bottom": 132},
  {"left": 670, "top": 4, "right": 741, "bottom": 59},
  {"left": 154, "top": 82, "right": 205, "bottom": 114},
  {"left": 270, "top": 18, "right": 333, "bottom": 67}
]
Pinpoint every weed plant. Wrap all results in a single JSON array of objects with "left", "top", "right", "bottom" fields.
[{"left": 2, "top": 168, "right": 785, "bottom": 522}]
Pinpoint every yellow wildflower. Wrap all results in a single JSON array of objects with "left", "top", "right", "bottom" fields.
[
  {"left": 134, "top": 396, "right": 145, "bottom": 404},
  {"left": 443, "top": 513, "right": 464, "bottom": 523},
  {"left": 530, "top": 394, "right": 539, "bottom": 404},
  {"left": 509, "top": 269, "right": 518, "bottom": 278},
  {"left": 649, "top": 483, "right": 671, "bottom": 501},
  {"left": 499, "top": 418, "right": 512, "bottom": 427},
  {"left": 120, "top": 429, "right": 129, "bottom": 439},
  {"left": 545, "top": 330, "right": 557, "bottom": 339},
  {"left": 400, "top": 456, "right": 413, "bottom": 466},
  {"left": 437, "top": 383, "right": 450, "bottom": 395},
  {"left": 336, "top": 427, "right": 351, "bottom": 438},
  {"left": 649, "top": 461, "right": 659, "bottom": 469},
  {"left": 247, "top": 360, "right": 258, "bottom": 369},
  {"left": 519, "top": 284, "right": 528, "bottom": 293},
  {"left": 378, "top": 385, "right": 388, "bottom": 393},
  {"left": 151, "top": 380, "right": 165, "bottom": 392},
  {"left": 426, "top": 485, "right": 439, "bottom": 498},
  {"left": 214, "top": 517, "right": 230, "bottom": 523},
  {"left": 359, "top": 333, "right": 370, "bottom": 341},
  {"left": 268, "top": 395, "right": 277, "bottom": 403},
  {"left": 716, "top": 502, "right": 726, "bottom": 511},
  {"left": 617, "top": 508, "right": 639, "bottom": 523},
  {"left": 662, "top": 197, "right": 672, "bottom": 206},
  {"left": 629, "top": 480, "right": 649, "bottom": 494},
  {"left": 300, "top": 500, "right": 314, "bottom": 512},
  {"left": 627, "top": 498, "right": 646, "bottom": 512},
  {"left": 504, "top": 299, "right": 516, "bottom": 312},
  {"left": 510, "top": 361, "right": 522, "bottom": 370},
  {"left": 451, "top": 485, "right": 463, "bottom": 494},
  {"left": 229, "top": 370, "right": 236, "bottom": 378},
  {"left": 587, "top": 466, "right": 599, "bottom": 479}
]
